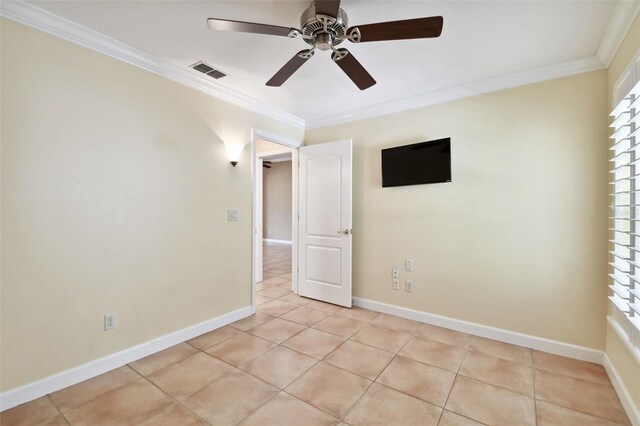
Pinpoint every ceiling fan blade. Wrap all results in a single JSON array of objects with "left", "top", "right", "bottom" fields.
[
  {"left": 315, "top": 0, "right": 341, "bottom": 18},
  {"left": 207, "top": 18, "right": 296, "bottom": 37},
  {"left": 331, "top": 49, "right": 376, "bottom": 90},
  {"left": 348, "top": 16, "right": 443, "bottom": 43},
  {"left": 266, "top": 50, "right": 314, "bottom": 87}
]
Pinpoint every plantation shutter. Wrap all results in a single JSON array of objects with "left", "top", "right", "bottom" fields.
[{"left": 610, "top": 79, "right": 640, "bottom": 332}]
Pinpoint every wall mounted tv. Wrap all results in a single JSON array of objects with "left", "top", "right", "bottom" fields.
[{"left": 381, "top": 138, "right": 451, "bottom": 188}]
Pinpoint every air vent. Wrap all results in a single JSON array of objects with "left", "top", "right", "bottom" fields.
[
  {"left": 190, "top": 61, "right": 227, "bottom": 80},
  {"left": 206, "top": 69, "right": 227, "bottom": 79}
]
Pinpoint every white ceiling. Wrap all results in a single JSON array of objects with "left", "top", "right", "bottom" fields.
[{"left": 21, "top": 1, "right": 622, "bottom": 124}]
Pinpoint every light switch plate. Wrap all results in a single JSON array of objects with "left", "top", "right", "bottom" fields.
[
  {"left": 228, "top": 209, "right": 239, "bottom": 221},
  {"left": 405, "top": 259, "right": 414, "bottom": 272}
]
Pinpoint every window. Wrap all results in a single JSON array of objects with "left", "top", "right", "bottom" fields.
[{"left": 610, "top": 75, "right": 640, "bottom": 350}]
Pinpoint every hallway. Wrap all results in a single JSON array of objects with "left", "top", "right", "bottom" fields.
[{"left": 256, "top": 242, "right": 293, "bottom": 306}]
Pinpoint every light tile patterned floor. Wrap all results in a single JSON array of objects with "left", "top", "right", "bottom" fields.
[{"left": 1, "top": 243, "right": 631, "bottom": 425}]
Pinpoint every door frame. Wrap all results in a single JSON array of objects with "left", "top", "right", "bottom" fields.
[
  {"left": 251, "top": 128, "right": 302, "bottom": 313},
  {"left": 255, "top": 157, "right": 264, "bottom": 284}
]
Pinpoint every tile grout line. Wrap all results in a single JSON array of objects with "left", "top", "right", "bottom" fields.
[
  {"left": 534, "top": 399, "right": 630, "bottom": 426},
  {"left": 532, "top": 365, "right": 618, "bottom": 388},
  {"left": 174, "top": 401, "right": 212, "bottom": 426},
  {"left": 130, "top": 343, "right": 201, "bottom": 376},
  {"left": 187, "top": 310, "right": 339, "bottom": 422},
  {"left": 227, "top": 320, "right": 339, "bottom": 423},
  {"left": 280, "top": 381, "right": 345, "bottom": 421},
  {"left": 47, "top": 394, "right": 71, "bottom": 425},
  {"left": 339, "top": 326, "right": 420, "bottom": 422},
  {"left": 148, "top": 339, "right": 281, "bottom": 408},
  {"left": 274, "top": 390, "right": 343, "bottom": 424},
  {"left": 174, "top": 342, "right": 295, "bottom": 425},
  {"left": 47, "top": 374, "right": 165, "bottom": 426},
  {"left": 229, "top": 389, "right": 280, "bottom": 425},
  {"left": 234, "top": 345, "right": 321, "bottom": 388},
  {"left": 533, "top": 367, "right": 538, "bottom": 425},
  {"left": 437, "top": 349, "right": 470, "bottom": 424},
  {"left": 43, "top": 367, "right": 144, "bottom": 423},
  {"left": 137, "top": 374, "right": 212, "bottom": 426},
  {"left": 454, "top": 352, "right": 538, "bottom": 399}
]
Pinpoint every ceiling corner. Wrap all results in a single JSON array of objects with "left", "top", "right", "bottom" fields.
[{"left": 596, "top": 0, "right": 640, "bottom": 67}]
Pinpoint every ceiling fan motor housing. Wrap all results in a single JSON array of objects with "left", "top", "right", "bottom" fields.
[{"left": 300, "top": 3, "right": 348, "bottom": 50}]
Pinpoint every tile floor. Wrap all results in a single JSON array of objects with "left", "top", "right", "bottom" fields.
[{"left": 1, "top": 243, "right": 631, "bottom": 426}]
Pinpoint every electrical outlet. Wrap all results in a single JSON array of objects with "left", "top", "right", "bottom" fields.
[
  {"left": 392, "top": 278, "right": 400, "bottom": 290},
  {"left": 104, "top": 313, "right": 117, "bottom": 331},
  {"left": 227, "top": 209, "right": 239, "bottom": 221},
  {"left": 405, "top": 259, "right": 414, "bottom": 272},
  {"left": 405, "top": 280, "right": 414, "bottom": 292},
  {"left": 392, "top": 267, "right": 400, "bottom": 278}
]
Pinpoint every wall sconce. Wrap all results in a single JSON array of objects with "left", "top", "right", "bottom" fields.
[{"left": 226, "top": 144, "right": 245, "bottom": 167}]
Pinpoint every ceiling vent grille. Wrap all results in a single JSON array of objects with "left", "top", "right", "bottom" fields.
[{"left": 191, "top": 61, "right": 227, "bottom": 79}]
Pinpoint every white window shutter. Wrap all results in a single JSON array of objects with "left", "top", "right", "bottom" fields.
[{"left": 610, "top": 79, "right": 640, "bottom": 333}]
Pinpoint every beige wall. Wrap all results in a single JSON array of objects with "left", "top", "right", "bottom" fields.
[
  {"left": 606, "top": 12, "right": 640, "bottom": 417},
  {"left": 306, "top": 70, "right": 609, "bottom": 350},
  {"left": 0, "top": 18, "right": 303, "bottom": 391},
  {"left": 256, "top": 138, "right": 289, "bottom": 153},
  {"left": 263, "top": 161, "right": 293, "bottom": 241}
]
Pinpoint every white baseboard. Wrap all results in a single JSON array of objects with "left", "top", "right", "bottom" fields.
[
  {"left": 604, "top": 354, "right": 640, "bottom": 426},
  {"left": 352, "top": 297, "right": 604, "bottom": 364},
  {"left": 263, "top": 238, "right": 292, "bottom": 245},
  {"left": 0, "top": 305, "right": 252, "bottom": 412}
]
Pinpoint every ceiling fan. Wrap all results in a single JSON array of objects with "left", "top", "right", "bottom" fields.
[{"left": 207, "top": 0, "right": 443, "bottom": 90}]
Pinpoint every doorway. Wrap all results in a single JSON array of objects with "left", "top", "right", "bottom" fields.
[
  {"left": 251, "top": 130, "right": 354, "bottom": 312},
  {"left": 251, "top": 129, "right": 301, "bottom": 313}
]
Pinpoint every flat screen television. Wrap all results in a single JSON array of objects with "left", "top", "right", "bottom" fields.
[{"left": 381, "top": 138, "right": 451, "bottom": 187}]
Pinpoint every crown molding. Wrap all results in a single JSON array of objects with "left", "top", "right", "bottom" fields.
[
  {"left": 0, "top": 0, "right": 305, "bottom": 130},
  {"left": 597, "top": 0, "right": 640, "bottom": 67},
  {"left": 305, "top": 55, "right": 605, "bottom": 130}
]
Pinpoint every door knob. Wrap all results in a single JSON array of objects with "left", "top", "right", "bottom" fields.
[{"left": 338, "top": 229, "right": 352, "bottom": 235}]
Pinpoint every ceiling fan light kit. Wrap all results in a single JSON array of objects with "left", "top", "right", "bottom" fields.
[{"left": 207, "top": 0, "right": 443, "bottom": 90}]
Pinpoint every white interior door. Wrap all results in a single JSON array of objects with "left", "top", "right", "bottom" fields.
[{"left": 298, "top": 140, "right": 352, "bottom": 307}]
